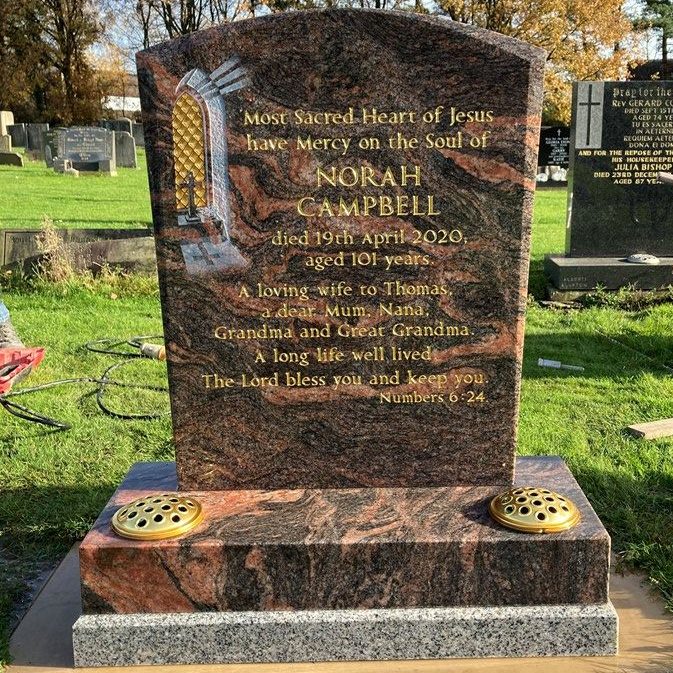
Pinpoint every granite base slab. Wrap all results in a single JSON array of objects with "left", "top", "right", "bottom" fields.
[
  {"left": 79, "top": 457, "right": 610, "bottom": 613},
  {"left": 72, "top": 602, "right": 618, "bottom": 666},
  {"left": 545, "top": 255, "right": 673, "bottom": 290}
]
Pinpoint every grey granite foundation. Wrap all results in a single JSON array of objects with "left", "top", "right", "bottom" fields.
[{"left": 73, "top": 602, "right": 618, "bottom": 666}]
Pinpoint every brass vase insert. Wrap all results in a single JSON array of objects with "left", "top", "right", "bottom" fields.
[
  {"left": 111, "top": 493, "right": 203, "bottom": 540},
  {"left": 489, "top": 486, "right": 580, "bottom": 534}
]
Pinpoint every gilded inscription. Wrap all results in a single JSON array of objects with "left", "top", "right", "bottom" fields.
[{"left": 202, "top": 103, "right": 496, "bottom": 406}]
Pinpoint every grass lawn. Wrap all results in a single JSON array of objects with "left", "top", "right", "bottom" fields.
[
  {"left": 528, "top": 187, "right": 567, "bottom": 298},
  {"left": 0, "top": 150, "right": 152, "bottom": 230},
  {"left": 1, "top": 187, "right": 672, "bottom": 667}
]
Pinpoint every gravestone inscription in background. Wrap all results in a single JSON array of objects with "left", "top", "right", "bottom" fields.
[
  {"left": 568, "top": 81, "right": 673, "bottom": 257},
  {"left": 538, "top": 126, "right": 570, "bottom": 167},
  {"left": 57, "top": 127, "right": 115, "bottom": 171},
  {"left": 138, "top": 10, "right": 544, "bottom": 490}
]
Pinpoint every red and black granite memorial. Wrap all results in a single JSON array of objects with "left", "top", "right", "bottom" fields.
[
  {"left": 546, "top": 80, "right": 673, "bottom": 293},
  {"left": 72, "top": 10, "right": 617, "bottom": 666}
]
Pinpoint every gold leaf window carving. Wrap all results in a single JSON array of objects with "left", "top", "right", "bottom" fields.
[{"left": 172, "top": 92, "right": 208, "bottom": 211}]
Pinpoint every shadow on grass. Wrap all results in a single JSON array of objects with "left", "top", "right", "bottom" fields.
[
  {"left": 570, "top": 463, "right": 673, "bottom": 612},
  {"left": 522, "top": 332, "right": 673, "bottom": 380},
  {"left": 0, "top": 483, "right": 116, "bottom": 665},
  {"left": 528, "top": 256, "right": 549, "bottom": 300}
]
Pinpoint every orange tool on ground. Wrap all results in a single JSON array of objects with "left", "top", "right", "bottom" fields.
[{"left": 0, "top": 347, "right": 44, "bottom": 394}]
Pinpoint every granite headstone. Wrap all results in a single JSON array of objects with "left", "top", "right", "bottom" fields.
[
  {"left": 43, "top": 129, "right": 59, "bottom": 167},
  {"left": 73, "top": 10, "right": 616, "bottom": 666},
  {"left": 545, "top": 81, "right": 673, "bottom": 291},
  {"left": 0, "top": 111, "right": 14, "bottom": 136},
  {"left": 26, "top": 123, "right": 49, "bottom": 157},
  {"left": 139, "top": 15, "right": 545, "bottom": 492},
  {"left": 57, "top": 126, "right": 116, "bottom": 174},
  {"left": 114, "top": 130, "right": 137, "bottom": 167},
  {"left": 7, "top": 124, "right": 25, "bottom": 147},
  {"left": 0, "top": 135, "right": 11, "bottom": 152},
  {"left": 568, "top": 81, "right": 673, "bottom": 256},
  {"left": 131, "top": 121, "right": 145, "bottom": 147},
  {"left": 538, "top": 126, "right": 570, "bottom": 167},
  {"left": 116, "top": 117, "right": 133, "bottom": 134}
]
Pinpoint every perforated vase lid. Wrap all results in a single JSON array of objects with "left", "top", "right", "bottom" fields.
[
  {"left": 489, "top": 486, "right": 580, "bottom": 534},
  {"left": 111, "top": 493, "right": 204, "bottom": 540}
]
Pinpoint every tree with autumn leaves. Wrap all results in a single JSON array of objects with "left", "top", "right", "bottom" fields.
[
  {"left": 0, "top": 0, "right": 107, "bottom": 124},
  {"left": 437, "top": 0, "right": 642, "bottom": 123},
  {"left": 0, "top": 0, "right": 659, "bottom": 125}
]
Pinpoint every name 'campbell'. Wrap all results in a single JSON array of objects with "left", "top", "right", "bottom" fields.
[{"left": 296, "top": 164, "right": 440, "bottom": 218}]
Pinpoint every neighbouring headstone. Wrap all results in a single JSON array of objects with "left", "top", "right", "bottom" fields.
[
  {"left": 43, "top": 129, "right": 59, "bottom": 167},
  {"left": 0, "top": 135, "right": 11, "bottom": 152},
  {"left": 0, "top": 152, "right": 23, "bottom": 167},
  {"left": 26, "top": 123, "right": 49, "bottom": 158},
  {"left": 57, "top": 126, "right": 116, "bottom": 174},
  {"left": 0, "top": 111, "right": 14, "bottom": 136},
  {"left": 0, "top": 228, "right": 154, "bottom": 272},
  {"left": 114, "top": 130, "right": 137, "bottom": 168},
  {"left": 7, "top": 123, "right": 26, "bottom": 147},
  {"left": 538, "top": 126, "right": 571, "bottom": 168},
  {"left": 545, "top": 81, "right": 673, "bottom": 292},
  {"left": 73, "top": 10, "right": 616, "bottom": 667},
  {"left": 131, "top": 121, "right": 145, "bottom": 147}
]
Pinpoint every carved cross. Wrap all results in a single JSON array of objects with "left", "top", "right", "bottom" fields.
[
  {"left": 179, "top": 171, "right": 201, "bottom": 219},
  {"left": 579, "top": 84, "right": 601, "bottom": 147}
]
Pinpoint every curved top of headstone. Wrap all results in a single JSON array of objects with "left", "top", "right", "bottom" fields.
[
  {"left": 138, "top": 11, "right": 544, "bottom": 110},
  {"left": 139, "top": 9, "right": 544, "bottom": 60}
]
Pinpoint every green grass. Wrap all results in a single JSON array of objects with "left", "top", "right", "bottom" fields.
[
  {"left": 0, "top": 150, "right": 152, "bottom": 230},
  {"left": 1, "top": 187, "right": 673, "bottom": 667},
  {"left": 0, "top": 282, "right": 170, "bottom": 665},
  {"left": 529, "top": 187, "right": 567, "bottom": 297}
]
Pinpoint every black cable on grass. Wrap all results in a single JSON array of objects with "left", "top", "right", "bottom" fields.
[
  {"left": 0, "top": 337, "right": 169, "bottom": 430},
  {"left": 85, "top": 335, "right": 164, "bottom": 358}
]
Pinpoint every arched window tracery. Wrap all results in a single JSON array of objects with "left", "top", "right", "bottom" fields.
[{"left": 172, "top": 91, "right": 209, "bottom": 216}]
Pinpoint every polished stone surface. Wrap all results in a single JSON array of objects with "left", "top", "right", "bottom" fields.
[
  {"left": 568, "top": 81, "right": 673, "bottom": 258},
  {"left": 72, "top": 601, "right": 618, "bottom": 666},
  {"left": 544, "top": 255, "right": 673, "bottom": 290},
  {"left": 79, "top": 457, "right": 610, "bottom": 614},
  {"left": 538, "top": 126, "right": 570, "bottom": 168},
  {"left": 137, "top": 10, "right": 545, "bottom": 490}
]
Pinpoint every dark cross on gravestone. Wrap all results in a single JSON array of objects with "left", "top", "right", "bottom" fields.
[
  {"left": 179, "top": 171, "right": 202, "bottom": 220},
  {"left": 579, "top": 84, "right": 601, "bottom": 146},
  {"left": 193, "top": 241, "right": 223, "bottom": 265}
]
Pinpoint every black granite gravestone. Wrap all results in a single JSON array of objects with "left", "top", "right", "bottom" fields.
[
  {"left": 545, "top": 81, "right": 673, "bottom": 292},
  {"left": 26, "top": 123, "right": 49, "bottom": 158},
  {"left": 538, "top": 126, "right": 570, "bottom": 167},
  {"left": 7, "top": 124, "right": 26, "bottom": 147}
]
